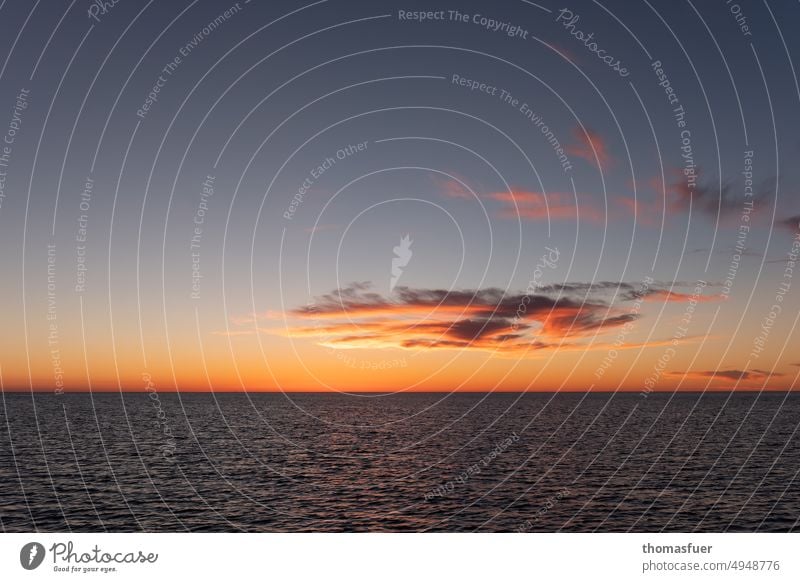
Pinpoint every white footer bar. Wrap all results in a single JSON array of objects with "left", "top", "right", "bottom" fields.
[{"left": 1, "top": 533, "right": 796, "bottom": 581}]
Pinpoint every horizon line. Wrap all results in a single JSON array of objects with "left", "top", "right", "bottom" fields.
[{"left": 2, "top": 389, "right": 797, "bottom": 395}]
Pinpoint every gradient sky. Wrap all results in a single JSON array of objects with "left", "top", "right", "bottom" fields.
[{"left": 1, "top": 0, "right": 799, "bottom": 392}]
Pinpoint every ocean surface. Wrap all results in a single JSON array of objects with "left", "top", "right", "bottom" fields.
[{"left": 1, "top": 392, "right": 798, "bottom": 532}]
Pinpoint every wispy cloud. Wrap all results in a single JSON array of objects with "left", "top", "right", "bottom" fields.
[
  {"left": 487, "top": 190, "right": 603, "bottom": 222},
  {"left": 688, "top": 245, "right": 762, "bottom": 258},
  {"left": 666, "top": 369, "right": 783, "bottom": 381},
  {"left": 229, "top": 310, "right": 283, "bottom": 326},
  {"left": 620, "top": 173, "right": 777, "bottom": 224},
  {"left": 775, "top": 214, "right": 800, "bottom": 232},
  {"left": 621, "top": 288, "right": 722, "bottom": 303},
  {"left": 214, "top": 328, "right": 273, "bottom": 337},
  {"left": 669, "top": 169, "right": 774, "bottom": 217},
  {"left": 436, "top": 177, "right": 474, "bottom": 199},
  {"left": 544, "top": 41, "right": 578, "bottom": 63},
  {"left": 566, "top": 126, "right": 611, "bottom": 170},
  {"left": 537, "top": 280, "right": 719, "bottom": 302},
  {"left": 617, "top": 196, "right": 661, "bottom": 226}
]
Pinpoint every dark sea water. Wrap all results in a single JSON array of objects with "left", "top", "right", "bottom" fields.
[{"left": 1, "top": 392, "right": 799, "bottom": 532}]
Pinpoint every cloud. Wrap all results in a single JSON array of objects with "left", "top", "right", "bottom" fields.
[
  {"left": 667, "top": 369, "right": 783, "bottom": 382},
  {"left": 566, "top": 126, "right": 611, "bottom": 170},
  {"left": 226, "top": 280, "right": 718, "bottom": 353},
  {"left": 545, "top": 42, "right": 578, "bottom": 63},
  {"left": 617, "top": 196, "right": 659, "bottom": 227},
  {"left": 537, "top": 280, "right": 719, "bottom": 301},
  {"left": 668, "top": 169, "right": 774, "bottom": 217},
  {"left": 775, "top": 214, "right": 800, "bottom": 232},
  {"left": 688, "top": 245, "right": 762, "bottom": 258},
  {"left": 282, "top": 282, "right": 642, "bottom": 354},
  {"left": 229, "top": 310, "right": 283, "bottom": 326},
  {"left": 621, "top": 288, "right": 721, "bottom": 303},
  {"left": 486, "top": 190, "right": 603, "bottom": 222},
  {"left": 621, "top": 173, "right": 777, "bottom": 224},
  {"left": 436, "top": 177, "right": 474, "bottom": 199},
  {"left": 214, "top": 328, "right": 272, "bottom": 337}
]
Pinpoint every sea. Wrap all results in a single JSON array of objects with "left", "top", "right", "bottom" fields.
[{"left": 1, "top": 392, "right": 798, "bottom": 532}]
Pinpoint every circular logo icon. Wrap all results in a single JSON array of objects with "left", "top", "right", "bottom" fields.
[{"left": 20, "top": 542, "right": 45, "bottom": 570}]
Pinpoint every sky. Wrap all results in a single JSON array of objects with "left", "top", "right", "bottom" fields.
[{"left": 0, "top": 0, "right": 799, "bottom": 392}]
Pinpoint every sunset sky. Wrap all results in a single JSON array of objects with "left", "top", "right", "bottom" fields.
[{"left": 1, "top": 0, "right": 799, "bottom": 392}]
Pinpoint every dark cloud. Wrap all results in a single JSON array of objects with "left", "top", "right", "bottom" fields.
[
  {"left": 668, "top": 369, "right": 783, "bottom": 381},
  {"left": 688, "top": 246, "right": 762, "bottom": 257},
  {"left": 620, "top": 288, "right": 721, "bottom": 303},
  {"left": 670, "top": 171, "right": 774, "bottom": 216},
  {"left": 775, "top": 214, "right": 800, "bottom": 232},
  {"left": 287, "top": 282, "right": 645, "bottom": 353},
  {"left": 533, "top": 281, "right": 720, "bottom": 304}
]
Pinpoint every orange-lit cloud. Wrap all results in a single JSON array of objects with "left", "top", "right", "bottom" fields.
[
  {"left": 436, "top": 176, "right": 474, "bottom": 199},
  {"left": 623, "top": 288, "right": 722, "bottom": 303},
  {"left": 487, "top": 190, "right": 603, "bottom": 222},
  {"left": 272, "top": 283, "right": 643, "bottom": 355},
  {"left": 617, "top": 176, "right": 673, "bottom": 226},
  {"left": 545, "top": 42, "right": 578, "bottom": 64},
  {"left": 567, "top": 126, "right": 611, "bottom": 170},
  {"left": 224, "top": 281, "right": 720, "bottom": 356},
  {"left": 617, "top": 196, "right": 660, "bottom": 226}
]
